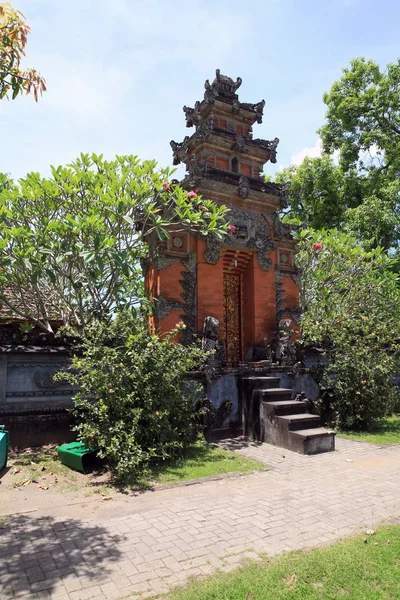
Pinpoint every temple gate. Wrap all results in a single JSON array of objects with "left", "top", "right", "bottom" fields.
[{"left": 144, "top": 70, "right": 300, "bottom": 365}]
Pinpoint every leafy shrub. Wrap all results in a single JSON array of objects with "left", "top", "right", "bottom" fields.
[
  {"left": 296, "top": 228, "right": 400, "bottom": 429},
  {"left": 62, "top": 312, "right": 208, "bottom": 482}
]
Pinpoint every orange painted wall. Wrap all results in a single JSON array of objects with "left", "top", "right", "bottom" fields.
[
  {"left": 252, "top": 251, "right": 277, "bottom": 343},
  {"left": 242, "top": 255, "right": 255, "bottom": 357}
]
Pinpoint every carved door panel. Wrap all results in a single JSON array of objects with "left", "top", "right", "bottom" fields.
[{"left": 223, "top": 274, "right": 242, "bottom": 364}]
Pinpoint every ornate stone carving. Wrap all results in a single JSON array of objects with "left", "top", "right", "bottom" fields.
[
  {"left": 276, "top": 319, "right": 297, "bottom": 366},
  {"left": 153, "top": 245, "right": 177, "bottom": 271},
  {"left": 195, "top": 119, "right": 213, "bottom": 142},
  {"left": 204, "top": 69, "right": 242, "bottom": 102},
  {"left": 151, "top": 253, "right": 197, "bottom": 345},
  {"left": 266, "top": 212, "right": 297, "bottom": 240},
  {"left": 275, "top": 267, "right": 302, "bottom": 325},
  {"left": 204, "top": 207, "right": 274, "bottom": 270},
  {"left": 187, "top": 156, "right": 205, "bottom": 188},
  {"left": 155, "top": 295, "right": 183, "bottom": 320},
  {"left": 180, "top": 253, "right": 197, "bottom": 345},
  {"left": 235, "top": 134, "right": 246, "bottom": 153},
  {"left": 252, "top": 136, "right": 279, "bottom": 163},
  {"left": 170, "top": 137, "right": 189, "bottom": 165},
  {"left": 291, "top": 270, "right": 301, "bottom": 288},
  {"left": 183, "top": 101, "right": 201, "bottom": 127},
  {"left": 238, "top": 176, "right": 250, "bottom": 199},
  {"left": 204, "top": 235, "right": 221, "bottom": 264},
  {"left": 258, "top": 249, "right": 273, "bottom": 270},
  {"left": 33, "top": 368, "right": 63, "bottom": 389},
  {"left": 201, "top": 316, "right": 219, "bottom": 352},
  {"left": 240, "top": 100, "right": 265, "bottom": 123},
  {"left": 268, "top": 137, "right": 279, "bottom": 163}
]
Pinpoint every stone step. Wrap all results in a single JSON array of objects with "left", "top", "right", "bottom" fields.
[
  {"left": 291, "top": 427, "right": 335, "bottom": 455},
  {"left": 276, "top": 413, "right": 321, "bottom": 431},
  {"left": 258, "top": 388, "right": 293, "bottom": 401},
  {"left": 242, "top": 376, "right": 281, "bottom": 390},
  {"left": 263, "top": 400, "right": 308, "bottom": 416}
]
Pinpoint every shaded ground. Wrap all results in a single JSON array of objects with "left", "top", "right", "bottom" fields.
[
  {"left": 0, "top": 513, "right": 124, "bottom": 599},
  {"left": 338, "top": 414, "right": 400, "bottom": 446}
]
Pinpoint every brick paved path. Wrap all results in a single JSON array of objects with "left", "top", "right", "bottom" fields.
[{"left": 1, "top": 437, "right": 400, "bottom": 600}]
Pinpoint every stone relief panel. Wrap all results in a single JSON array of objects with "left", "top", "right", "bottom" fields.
[
  {"left": 1, "top": 356, "right": 76, "bottom": 413},
  {"left": 204, "top": 206, "right": 275, "bottom": 270},
  {"left": 153, "top": 252, "right": 197, "bottom": 345}
]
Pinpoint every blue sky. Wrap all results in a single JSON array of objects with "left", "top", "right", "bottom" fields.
[{"left": 1, "top": 0, "right": 399, "bottom": 180}]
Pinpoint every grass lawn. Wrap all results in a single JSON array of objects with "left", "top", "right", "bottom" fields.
[
  {"left": 338, "top": 414, "right": 400, "bottom": 445},
  {"left": 166, "top": 524, "right": 400, "bottom": 600},
  {"left": 146, "top": 440, "right": 265, "bottom": 486}
]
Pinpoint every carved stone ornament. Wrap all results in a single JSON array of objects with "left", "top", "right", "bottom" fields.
[
  {"left": 170, "top": 137, "right": 189, "bottom": 165},
  {"left": 201, "top": 316, "right": 219, "bottom": 351},
  {"left": 180, "top": 252, "right": 197, "bottom": 344},
  {"left": 33, "top": 368, "right": 64, "bottom": 389},
  {"left": 154, "top": 296, "right": 183, "bottom": 320},
  {"left": 275, "top": 267, "right": 302, "bottom": 326},
  {"left": 291, "top": 270, "right": 301, "bottom": 288},
  {"left": 266, "top": 212, "right": 297, "bottom": 241},
  {"left": 268, "top": 137, "right": 279, "bottom": 163},
  {"left": 187, "top": 156, "right": 205, "bottom": 188},
  {"left": 238, "top": 176, "right": 250, "bottom": 199},
  {"left": 172, "top": 236, "right": 183, "bottom": 249},
  {"left": 204, "top": 235, "right": 221, "bottom": 264},
  {"left": 195, "top": 119, "right": 213, "bottom": 142},
  {"left": 235, "top": 134, "right": 246, "bottom": 153},
  {"left": 204, "top": 69, "right": 242, "bottom": 102},
  {"left": 240, "top": 99, "right": 265, "bottom": 123},
  {"left": 205, "top": 206, "right": 275, "bottom": 270},
  {"left": 152, "top": 253, "right": 197, "bottom": 346},
  {"left": 183, "top": 101, "right": 201, "bottom": 127}
]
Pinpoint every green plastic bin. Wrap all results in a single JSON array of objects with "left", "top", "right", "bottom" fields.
[
  {"left": 57, "top": 441, "right": 99, "bottom": 473},
  {"left": 0, "top": 425, "right": 9, "bottom": 471}
]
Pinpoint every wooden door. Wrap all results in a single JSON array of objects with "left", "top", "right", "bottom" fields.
[{"left": 223, "top": 273, "right": 242, "bottom": 364}]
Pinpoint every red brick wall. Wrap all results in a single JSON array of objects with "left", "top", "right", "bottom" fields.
[{"left": 196, "top": 238, "right": 224, "bottom": 338}]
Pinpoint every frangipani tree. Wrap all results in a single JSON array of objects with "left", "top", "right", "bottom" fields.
[
  {"left": 0, "top": 153, "right": 228, "bottom": 334},
  {"left": 295, "top": 227, "right": 400, "bottom": 428},
  {"left": 0, "top": 2, "right": 45, "bottom": 100}
]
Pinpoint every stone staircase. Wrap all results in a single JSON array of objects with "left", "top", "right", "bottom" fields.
[{"left": 242, "top": 376, "right": 335, "bottom": 455}]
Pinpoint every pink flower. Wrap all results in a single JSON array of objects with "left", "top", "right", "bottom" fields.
[
  {"left": 227, "top": 224, "right": 237, "bottom": 234},
  {"left": 187, "top": 190, "right": 197, "bottom": 199},
  {"left": 199, "top": 205, "right": 207, "bottom": 211},
  {"left": 162, "top": 182, "right": 170, "bottom": 191},
  {"left": 312, "top": 242, "right": 323, "bottom": 251}
]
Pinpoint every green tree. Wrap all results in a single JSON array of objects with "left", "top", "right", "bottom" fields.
[
  {"left": 60, "top": 313, "right": 207, "bottom": 482},
  {"left": 319, "top": 58, "right": 400, "bottom": 176},
  {"left": 296, "top": 228, "right": 400, "bottom": 429},
  {"left": 0, "top": 153, "right": 228, "bottom": 334},
  {"left": 276, "top": 58, "right": 400, "bottom": 252},
  {"left": 0, "top": 2, "right": 45, "bottom": 100},
  {"left": 275, "top": 156, "right": 362, "bottom": 230}
]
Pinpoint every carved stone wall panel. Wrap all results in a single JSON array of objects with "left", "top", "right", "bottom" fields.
[
  {"left": 204, "top": 206, "right": 274, "bottom": 270},
  {"left": 1, "top": 356, "right": 76, "bottom": 414},
  {"left": 275, "top": 267, "right": 302, "bottom": 326}
]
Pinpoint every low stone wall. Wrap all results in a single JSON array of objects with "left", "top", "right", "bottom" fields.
[{"left": 0, "top": 347, "right": 76, "bottom": 447}]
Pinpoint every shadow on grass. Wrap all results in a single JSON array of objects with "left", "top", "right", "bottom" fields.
[
  {"left": 369, "top": 416, "right": 400, "bottom": 435},
  {"left": 0, "top": 513, "right": 124, "bottom": 599}
]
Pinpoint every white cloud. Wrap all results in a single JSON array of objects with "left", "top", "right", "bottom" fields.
[{"left": 291, "top": 138, "right": 323, "bottom": 166}]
